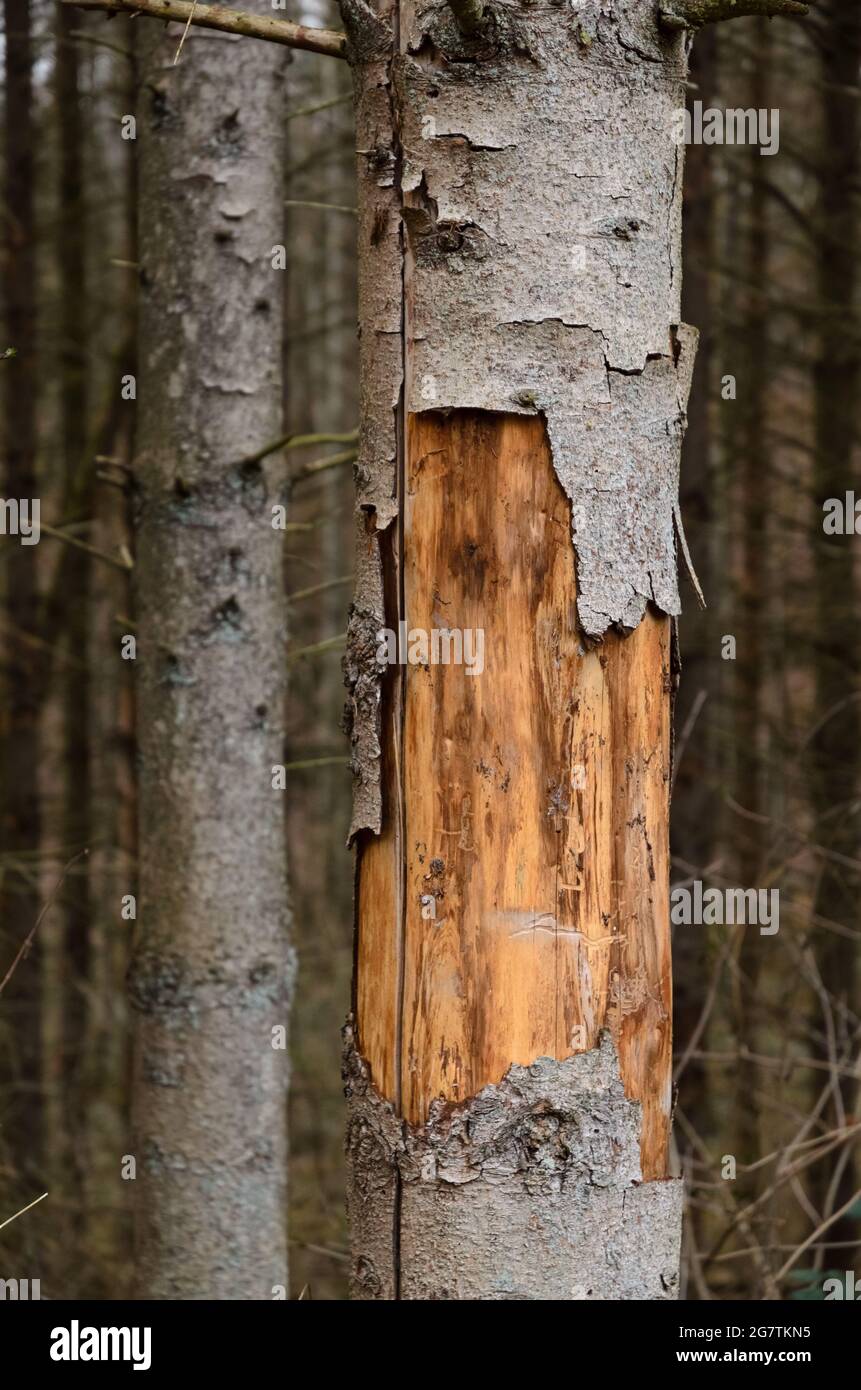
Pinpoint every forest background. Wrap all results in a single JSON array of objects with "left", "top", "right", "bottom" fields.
[{"left": 0, "top": 0, "right": 858, "bottom": 1300}]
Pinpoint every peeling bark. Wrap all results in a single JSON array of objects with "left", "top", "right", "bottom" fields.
[
  {"left": 343, "top": 0, "right": 692, "bottom": 1298},
  {"left": 345, "top": 1023, "right": 682, "bottom": 1300},
  {"left": 344, "top": 0, "right": 699, "bottom": 835}
]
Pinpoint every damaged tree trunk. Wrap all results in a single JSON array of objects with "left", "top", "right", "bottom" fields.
[{"left": 341, "top": 0, "right": 697, "bottom": 1300}]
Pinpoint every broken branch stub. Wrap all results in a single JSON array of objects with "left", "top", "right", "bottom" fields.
[{"left": 659, "top": 0, "right": 809, "bottom": 31}]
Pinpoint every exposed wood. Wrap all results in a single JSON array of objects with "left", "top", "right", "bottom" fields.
[
  {"left": 356, "top": 411, "right": 673, "bottom": 1181},
  {"left": 342, "top": 0, "right": 693, "bottom": 1299}
]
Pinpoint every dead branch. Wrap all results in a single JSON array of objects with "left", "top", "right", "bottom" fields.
[{"left": 61, "top": 0, "right": 348, "bottom": 60}]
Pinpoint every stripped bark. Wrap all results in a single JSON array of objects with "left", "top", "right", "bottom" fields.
[
  {"left": 344, "top": 1022, "right": 682, "bottom": 1300},
  {"left": 131, "top": 12, "right": 293, "bottom": 1297},
  {"left": 343, "top": 0, "right": 695, "bottom": 1299}
]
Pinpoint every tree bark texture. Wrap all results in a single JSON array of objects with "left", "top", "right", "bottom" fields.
[
  {"left": 343, "top": 0, "right": 692, "bottom": 1299},
  {"left": 131, "top": 13, "right": 293, "bottom": 1298}
]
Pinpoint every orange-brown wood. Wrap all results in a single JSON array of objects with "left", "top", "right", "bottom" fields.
[{"left": 356, "top": 411, "right": 673, "bottom": 1179}]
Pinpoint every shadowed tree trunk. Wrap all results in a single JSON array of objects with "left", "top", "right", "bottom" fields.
[
  {"left": 810, "top": 0, "right": 861, "bottom": 1272},
  {"left": 1, "top": 0, "right": 42, "bottom": 1181},
  {"left": 130, "top": 11, "right": 293, "bottom": 1298},
  {"left": 732, "top": 17, "right": 770, "bottom": 1212},
  {"left": 56, "top": 0, "right": 91, "bottom": 1227},
  {"left": 675, "top": 22, "right": 717, "bottom": 1291}
]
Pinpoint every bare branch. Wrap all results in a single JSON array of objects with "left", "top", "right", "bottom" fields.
[
  {"left": 0, "top": 1192, "right": 49, "bottom": 1234},
  {"left": 61, "top": 0, "right": 348, "bottom": 60},
  {"left": 39, "top": 521, "right": 133, "bottom": 572},
  {"left": 287, "top": 634, "right": 346, "bottom": 663},
  {"left": 659, "top": 0, "right": 809, "bottom": 30},
  {"left": 0, "top": 850, "right": 89, "bottom": 998},
  {"left": 290, "top": 447, "right": 357, "bottom": 486},
  {"left": 235, "top": 428, "right": 358, "bottom": 471}
]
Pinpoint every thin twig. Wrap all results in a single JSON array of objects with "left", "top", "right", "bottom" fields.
[
  {"left": 235, "top": 428, "right": 357, "bottom": 471},
  {"left": 287, "top": 634, "right": 346, "bottom": 662},
  {"left": 659, "top": 0, "right": 808, "bottom": 31},
  {"left": 0, "top": 850, "right": 89, "bottom": 998},
  {"left": 286, "top": 93, "right": 351, "bottom": 123},
  {"left": 285, "top": 200, "right": 357, "bottom": 216},
  {"left": 280, "top": 756, "right": 349, "bottom": 772},
  {"left": 173, "top": 0, "right": 198, "bottom": 62},
  {"left": 40, "top": 522, "right": 133, "bottom": 572},
  {"left": 287, "top": 575, "right": 353, "bottom": 604},
  {"left": 0, "top": 1191, "right": 49, "bottom": 1233},
  {"left": 773, "top": 1185, "right": 861, "bottom": 1285},
  {"left": 291, "top": 448, "right": 357, "bottom": 486},
  {"left": 672, "top": 687, "right": 708, "bottom": 790}
]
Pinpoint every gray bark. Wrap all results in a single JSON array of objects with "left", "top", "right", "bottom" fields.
[
  {"left": 345, "top": 1024, "right": 682, "bottom": 1300},
  {"left": 132, "top": 14, "right": 293, "bottom": 1298},
  {"left": 342, "top": 0, "right": 692, "bottom": 1297}
]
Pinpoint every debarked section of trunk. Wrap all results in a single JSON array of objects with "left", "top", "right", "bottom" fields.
[{"left": 344, "top": 1022, "right": 682, "bottom": 1300}]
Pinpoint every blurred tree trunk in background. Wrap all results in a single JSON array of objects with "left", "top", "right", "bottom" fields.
[
  {"left": 1, "top": 0, "right": 42, "bottom": 1199},
  {"left": 810, "top": 0, "right": 861, "bottom": 1272},
  {"left": 676, "top": 22, "right": 717, "bottom": 1298},
  {"left": 732, "top": 17, "right": 770, "bottom": 1216},
  {"left": 283, "top": 1, "right": 356, "bottom": 1299},
  {"left": 83, "top": 30, "right": 138, "bottom": 1289},
  {"left": 130, "top": 10, "right": 293, "bottom": 1298},
  {"left": 56, "top": 0, "right": 91, "bottom": 1236}
]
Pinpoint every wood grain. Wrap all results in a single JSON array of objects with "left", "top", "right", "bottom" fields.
[{"left": 355, "top": 411, "right": 673, "bottom": 1180}]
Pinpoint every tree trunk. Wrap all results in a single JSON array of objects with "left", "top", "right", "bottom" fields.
[
  {"left": 675, "top": 22, "right": 716, "bottom": 1295},
  {"left": 131, "top": 12, "right": 293, "bottom": 1298},
  {"left": 56, "top": 0, "right": 92, "bottom": 1227},
  {"left": 810, "top": 0, "right": 861, "bottom": 1271},
  {"left": 1, "top": 0, "right": 42, "bottom": 1179},
  {"left": 731, "top": 17, "right": 769, "bottom": 1219},
  {"left": 342, "top": 0, "right": 692, "bottom": 1300}
]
